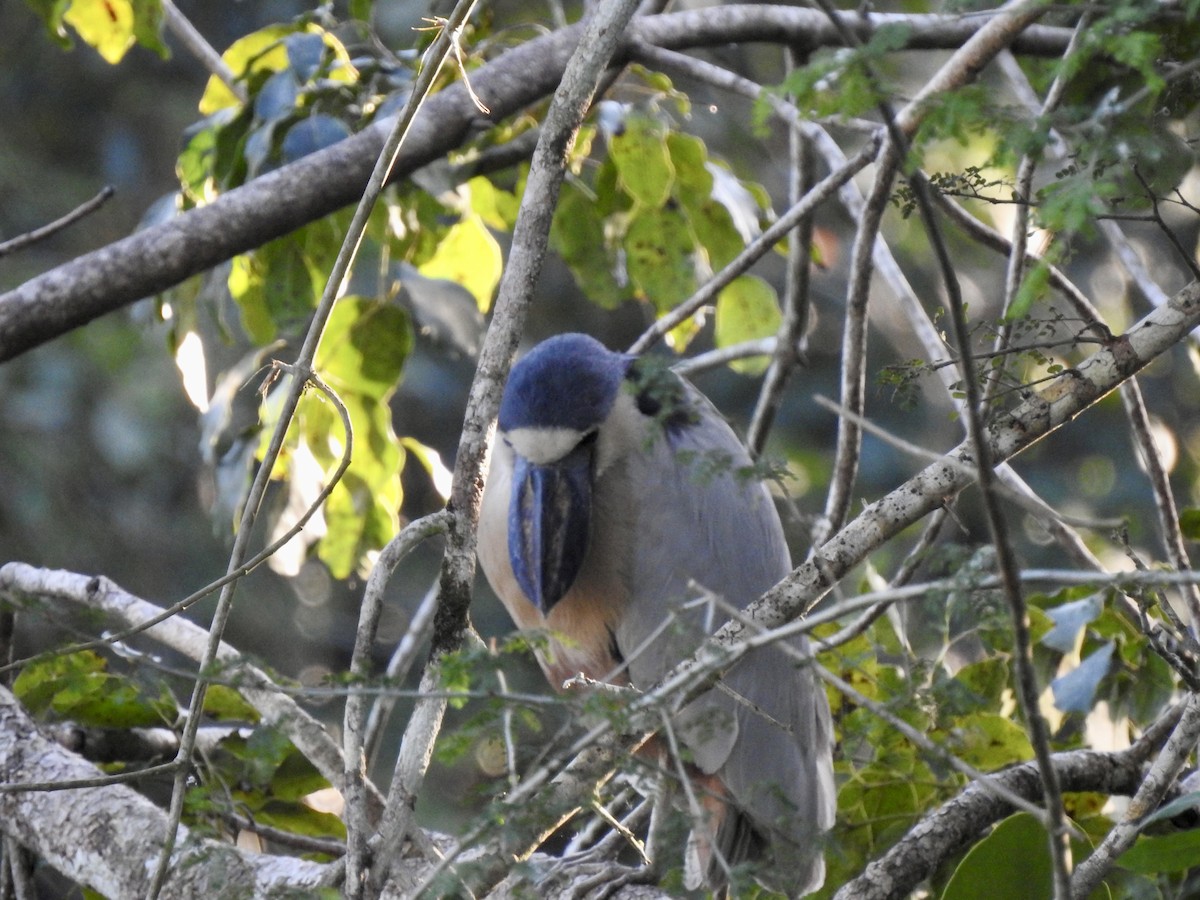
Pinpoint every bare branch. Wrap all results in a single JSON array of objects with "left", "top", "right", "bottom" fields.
[
  {"left": 160, "top": 0, "right": 246, "bottom": 104},
  {"left": 0, "top": 187, "right": 115, "bottom": 259}
]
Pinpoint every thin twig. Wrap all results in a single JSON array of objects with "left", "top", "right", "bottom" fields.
[
  {"left": 812, "top": 393, "right": 1122, "bottom": 530},
  {"left": 984, "top": 13, "right": 1089, "bottom": 407},
  {"left": 1119, "top": 379, "right": 1200, "bottom": 631},
  {"left": 0, "top": 187, "right": 114, "bottom": 259},
  {"left": 362, "top": 581, "right": 444, "bottom": 764},
  {"left": 816, "top": 139, "right": 901, "bottom": 545},
  {"left": 670, "top": 337, "right": 774, "bottom": 375},
  {"left": 1070, "top": 692, "right": 1200, "bottom": 898},
  {"left": 341, "top": 512, "right": 450, "bottom": 890},
  {"left": 160, "top": 0, "right": 247, "bottom": 104},
  {"left": 0, "top": 761, "right": 180, "bottom": 793},
  {"left": 746, "top": 45, "right": 815, "bottom": 457}
]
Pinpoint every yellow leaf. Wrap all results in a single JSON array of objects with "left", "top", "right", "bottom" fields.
[
  {"left": 64, "top": 0, "right": 135, "bottom": 64},
  {"left": 418, "top": 214, "right": 503, "bottom": 312},
  {"left": 198, "top": 25, "right": 357, "bottom": 115}
]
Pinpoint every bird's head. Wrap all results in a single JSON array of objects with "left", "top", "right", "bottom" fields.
[{"left": 497, "top": 334, "right": 631, "bottom": 614}]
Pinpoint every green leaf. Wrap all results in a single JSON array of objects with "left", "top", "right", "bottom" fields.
[
  {"left": 198, "top": 23, "right": 356, "bottom": 115},
  {"left": 1008, "top": 258, "right": 1052, "bottom": 320},
  {"left": 14, "top": 650, "right": 106, "bottom": 712},
  {"left": 947, "top": 713, "right": 1033, "bottom": 770},
  {"left": 714, "top": 275, "right": 781, "bottom": 375},
  {"left": 229, "top": 217, "right": 342, "bottom": 343},
  {"left": 1137, "top": 790, "right": 1200, "bottom": 830},
  {"left": 467, "top": 176, "right": 519, "bottom": 231},
  {"left": 551, "top": 180, "right": 626, "bottom": 309},
  {"left": 418, "top": 214, "right": 503, "bottom": 312},
  {"left": 1041, "top": 593, "right": 1104, "bottom": 653},
  {"left": 240, "top": 797, "right": 347, "bottom": 840},
  {"left": 129, "top": 0, "right": 166, "bottom": 57},
  {"left": 13, "top": 651, "right": 174, "bottom": 728},
  {"left": 199, "top": 24, "right": 296, "bottom": 115},
  {"left": 315, "top": 297, "right": 413, "bottom": 401},
  {"left": 1180, "top": 507, "right": 1200, "bottom": 540},
  {"left": 269, "top": 747, "right": 333, "bottom": 802},
  {"left": 315, "top": 397, "right": 404, "bottom": 580},
  {"left": 942, "top": 813, "right": 1052, "bottom": 900},
  {"left": 1117, "top": 828, "right": 1200, "bottom": 874},
  {"left": 202, "top": 685, "right": 261, "bottom": 723},
  {"left": 623, "top": 206, "right": 696, "bottom": 312},
  {"left": 608, "top": 114, "right": 674, "bottom": 208}
]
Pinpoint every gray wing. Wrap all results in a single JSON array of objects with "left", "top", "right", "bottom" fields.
[{"left": 608, "top": 382, "right": 835, "bottom": 892}]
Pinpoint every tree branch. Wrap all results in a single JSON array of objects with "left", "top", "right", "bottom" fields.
[
  {"left": 0, "top": 685, "right": 328, "bottom": 899},
  {"left": 833, "top": 706, "right": 1184, "bottom": 900}
]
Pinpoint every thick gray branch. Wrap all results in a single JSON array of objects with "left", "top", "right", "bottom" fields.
[
  {"left": 0, "top": 684, "right": 327, "bottom": 899},
  {"left": 0, "top": 8, "right": 1073, "bottom": 362}
]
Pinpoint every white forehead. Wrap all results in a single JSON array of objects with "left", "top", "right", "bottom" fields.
[{"left": 506, "top": 426, "right": 587, "bottom": 465}]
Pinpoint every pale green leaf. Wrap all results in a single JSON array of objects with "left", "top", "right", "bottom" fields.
[
  {"left": 609, "top": 115, "right": 674, "bottom": 208},
  {"left": 714, "top": 275, "right": 781, "bottom": 375},
  {"left": 624, "top": 206, "right": 695, "bottom": 312}
]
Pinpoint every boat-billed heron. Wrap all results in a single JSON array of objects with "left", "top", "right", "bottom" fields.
[{"left": 478, "top": 333, "right": 834, "bottom": 894}]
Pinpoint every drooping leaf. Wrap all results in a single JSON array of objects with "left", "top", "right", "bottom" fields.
[
  {"left": 280, "top": 114, "right": 352, "bottom": 164},
  {"left": 467, "top": 176, "right": 519, "bottom": 231},
  {"left": 13, "top": 650, "right": 174, "bottom": 728},
  {"left": 253, "top": 69, "right": 300, "bottom": 123},
  {"left": 551, "top": 180, "right": 627, "bottom": 310},
  {"left": 947, "top": 713, "right": 1033, "bottom": 770},
  {"left": 62, "top": 0, "right": 137, "bottom": 64},
  {"left": 1050, "top": 642, "right": 1114, "bottom": 713},
  {"left": 394, "top": 263, "right": 484, "bottom": 357},
  {"left": 198, "top": 23, "right": 355, "bottom": 115},
  {"left": 228, "top": 217, "right": 343, "bottom": 343},
  {"left": 284, "top": 31, "right": 326, "bottom": 82},
  {"left": 315, "top": 297, "right": 412, "bottom": 401},
  {"left": 199, "top": 24, "right": 296, "bottom": 115},
  {"left": 1137, "top": 790, "right": 1200, "bottom": 830},
  {"left": 320, "top": 464, "right": 401, "bottom": 580},
  {"left": 1041, "top": 593, "right": 1104, "bottom": 653},
  {"left": 202, "top": 685, "right": 261, "bottom": 723}
]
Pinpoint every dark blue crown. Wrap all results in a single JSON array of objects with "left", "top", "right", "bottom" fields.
[{"left": 499, "top": 334, "right": 631, "bottom": 432}]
